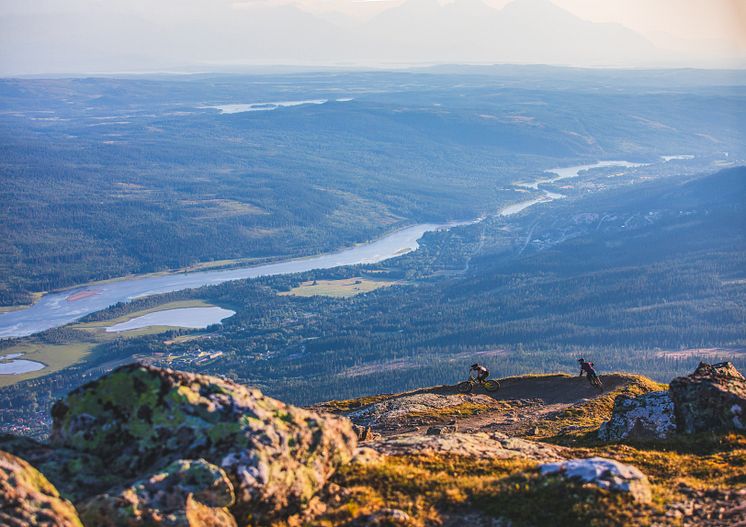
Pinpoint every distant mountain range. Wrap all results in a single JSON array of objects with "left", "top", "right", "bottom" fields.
[{"left": 0, "top": 0, "right": 737, "bottom": 75}]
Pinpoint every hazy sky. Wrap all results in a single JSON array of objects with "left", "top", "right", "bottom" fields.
[{"left": 0, "top": 0, "right": 744, "bottom": 74}]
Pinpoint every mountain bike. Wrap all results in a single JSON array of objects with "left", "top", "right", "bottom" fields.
[
  {"left": 587, "top": 373, "right": 603, "bottom": 392},
  {"left": 458, "top": 376, "right": 500, "bottom": 394}
]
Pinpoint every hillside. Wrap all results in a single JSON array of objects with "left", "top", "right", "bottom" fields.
[
  {"left": 1, "top": 362, "right": 744, "bottom": 527},
  {"left": 1, "top": 72, "right": 744, "bottom": 306}
]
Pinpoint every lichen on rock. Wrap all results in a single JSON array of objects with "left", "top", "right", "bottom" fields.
[
  {"left": 49, "top": 364, "right": 357, "bottom": 525},
  {"left": 78, "top": 458, "right": 236, "bottom": 527},
  {"left": 598, "top": 390, "right": 676, "bottom": 441},
  {"left": 0, "top": 449, "right": 83, "bottom": 527},
  {"left": 0, "top": 433, "right": 120, "bottom": 501},
  {"left": 539, "top": 457, "right": 652, "bottom": 503},
  {"left": 669, "top": 361, "right": 746, "bottom": 434}
]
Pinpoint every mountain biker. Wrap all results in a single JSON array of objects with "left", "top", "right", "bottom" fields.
[
  {"left": 578, "top": 358, "right": 598, "bottom": 379},
  {"left": 470, "top": 363, "right": 489, "bottom": 382}
]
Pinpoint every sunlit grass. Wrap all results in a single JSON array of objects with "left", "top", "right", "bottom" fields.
[{"left": 279, "top": 278, "right": 397, "bottom": 298}]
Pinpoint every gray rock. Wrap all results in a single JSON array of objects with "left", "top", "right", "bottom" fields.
[
  {"left": 598, "top": 390, "right": 676, "bottom": 441},
  {"left": 49, "top": 364, "right": 357, "bottom": 525},
  {"left": 426, "top": 424, "right": 457, "bottom": 435},
  {"left": 0, "top": 449, "right": 83, "bottom": 527},
  {"left": 669, "top": 361, "right": 746, "bottom": 434},
  {"left": 78, "top": 458, "right": 236, "bottom": 527},
  {"left": 352, "top": 424, "right": 376, "bottom": 441},
  {"left": 372, "top": 431, "right": 566, "bottom": 462},
  {"left": 540, "top": 457, "right": 652, "bottom": 503},
  {"left": 347, "top": 392, "right": 495, "bottom": 429},
  {"left": 357, "top": 508, "right": 413, "bottom": 526}
]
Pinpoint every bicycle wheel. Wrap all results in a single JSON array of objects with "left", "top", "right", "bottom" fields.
[
  {"left": 457, "top": 381, "right": 474, "bottom": 394},
  {"left": 482, "top": 379, "right": 500, "bottom": 392}
]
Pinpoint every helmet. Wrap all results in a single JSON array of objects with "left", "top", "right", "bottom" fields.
[
  {"left": 471, "top": 363, "right": 479, "bottom": 369},
  {"left": 577, "top": 358, "right": 585, "bottom": 363}
]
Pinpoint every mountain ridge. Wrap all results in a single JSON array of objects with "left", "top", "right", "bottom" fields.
[{"left": 1, "top": 0, "right": 675, "bottom": 75}]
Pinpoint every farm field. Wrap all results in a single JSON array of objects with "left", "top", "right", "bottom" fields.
[{"left": 279, "top": 278, "right": 397, "bottom": 298}]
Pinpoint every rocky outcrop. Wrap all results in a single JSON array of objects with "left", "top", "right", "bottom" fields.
[
  {"left": 0, "top": 449, "right": 83, "bottom": 527},
  {"left": 3, "top": 364, "right": 357, "bottom": 527},
  {"left": 373, "top": 431, "right": 566, "bottom": 462},
  {"left": 669, "top": 361, "right": 746, "bottom": 434},
  {"left": 599, "top": 362, "right": 746, "bottom": 441},
  {"left": 351, "top": 424, "right": 377, "bottom": 441},
  {"left": 0, "top": 433, "right": 120, "bottom": 501},
  {"left": 539, "top": 457, "right": 652, "bottom": 504},
  {"left": 598, "top": 390, "right": 676, "bottom": 441},
  {"left": 355, "top": 508, "right": 415, "bottom": 526},
  {"left": 348, "top": 392, "right": 495, "bottom": 430},
  {"left": 78, "top": 459, "right": 237, "bottom": 527}
]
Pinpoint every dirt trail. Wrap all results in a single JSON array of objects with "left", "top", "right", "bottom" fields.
[
  {"left": 439, "top": 373, "right": 628, "bottom": 403},
  {"left": 340, "top": 374, "right": 631, "bottom": 438}
]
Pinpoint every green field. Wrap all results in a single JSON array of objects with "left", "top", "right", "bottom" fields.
[{"left": 279, "top": 278, "right": 397, "bottom": 298}]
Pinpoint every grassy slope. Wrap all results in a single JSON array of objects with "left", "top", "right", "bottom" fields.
[{"left": 310, "top": 373, "right": 745, "bottom": 527}]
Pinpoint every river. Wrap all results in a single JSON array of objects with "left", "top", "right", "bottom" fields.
[
  {"left": 0, "top": 160, "right": 641, "bottom": 340},
  {"left": 0, "top": 223, "right": 465, "bottom": 339}
]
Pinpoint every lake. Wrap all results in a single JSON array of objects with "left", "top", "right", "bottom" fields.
[
  {"left": 202, "top": 99, "right": 354, "bottom": 114},
  {"left": 106, "top": 307, "right": 236, "bottom": 332},
  {"left": 0, "top": 353, "right": 46, "bottom": 375},
  {"left": 515, "top": 161, "right": 645, "bottom": 190}
]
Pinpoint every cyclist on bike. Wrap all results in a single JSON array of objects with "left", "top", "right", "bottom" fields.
[
  {"left": 578, "top": 358, "right": 597, "bottom": 379},
  {"left": 470, "top": 363, "right": 489, "bottom": 382}
]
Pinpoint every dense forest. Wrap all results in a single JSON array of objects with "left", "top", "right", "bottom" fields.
[
  {"left": 2, "top": 166, "right": 743, "bottom": 437},
  {"left": 1, "top": 70, "right": 744, "bottom": 304}
]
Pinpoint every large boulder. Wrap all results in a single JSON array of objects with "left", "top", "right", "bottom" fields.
[
  {"left": 0, "top": 449, "right": 83, "bottom": 527},
  {"left": 49, "top": 364, "right": 357, "bottom": 525},
  {"left": 78, "top": 458, "right": 236, "bottom": 527},
  {"left": 669, "top": 361, "right": 746, "bottom": 434},
  {"left": 539, "top": 457, "right": 652, "bottom": 504},
  {"left": 598, "top": 390, "right": 676, "bottom": 441},
  {"left": 0, "top": 433, "right": 120, "bottom": 501}
]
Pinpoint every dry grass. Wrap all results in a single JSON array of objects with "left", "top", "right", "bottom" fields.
[
  {"left": 536, "top": 374, "right": 667, "bottom": 445},
  {"left": 308, "top": 374, "right": 745, "bottom": 527},
  {"left": 312, "top": 451, "right": 662, "bottom": 527},
  {"left": 279, "top": 278, "right": 397, "bottom": 298}
]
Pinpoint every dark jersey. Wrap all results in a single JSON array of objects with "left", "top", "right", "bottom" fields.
[
  {"left": 580, "top": 362, "right": 596, "bottom": 375},
  {"left": 471, "top": 365, "right": 489, "bottom": 379}
]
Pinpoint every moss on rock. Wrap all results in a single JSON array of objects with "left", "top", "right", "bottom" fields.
[
  {"left": 0, "top": 449, "right": 83, "bottom": 527},
  {"left": 78, "top": 458, "right": 236, "bottom": 527},
  {"left": 49, "top": 364, "right": 357, "bottom": 525}
]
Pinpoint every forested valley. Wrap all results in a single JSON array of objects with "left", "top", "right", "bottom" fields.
[{"left": 2, "top": 165, "right": 743, "bottom": 437}]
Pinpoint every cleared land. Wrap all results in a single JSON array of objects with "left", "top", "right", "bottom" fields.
[
  {"left": 0, "top": 342, "right": 94, "bottom": 388},
  {"left": 0, "top": 299, "right": 222, "bottom": 387},
  {"left": 279, "top": 277, "right": 397, "bottom": 298}
]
